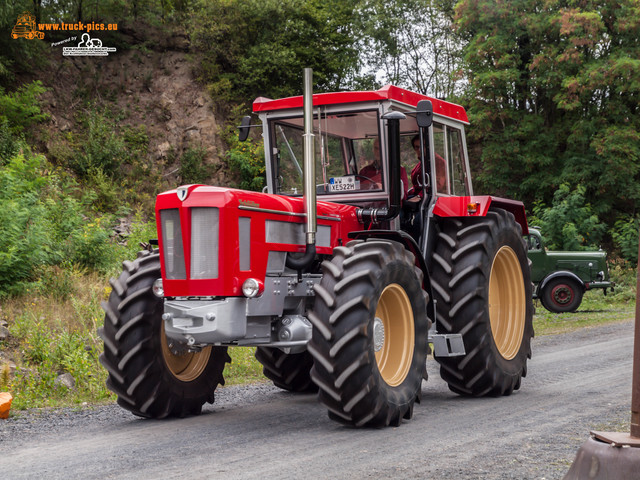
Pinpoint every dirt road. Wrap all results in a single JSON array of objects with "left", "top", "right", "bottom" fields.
[{"left": 0, "top": 320, "right": 634, "bottom": 479}]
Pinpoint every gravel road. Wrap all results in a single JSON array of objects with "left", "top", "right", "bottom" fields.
[{"left": 0, "top": 320, "right": 634, "bottom": 479}]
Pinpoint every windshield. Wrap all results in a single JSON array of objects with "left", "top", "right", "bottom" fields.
[{"left": 270, "top": 110, "right": 384, "bottom": 196}]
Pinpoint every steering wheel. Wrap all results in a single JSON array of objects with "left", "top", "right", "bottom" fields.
[{"left": 353, "top": 173, "right": 381, "bottom": 190}]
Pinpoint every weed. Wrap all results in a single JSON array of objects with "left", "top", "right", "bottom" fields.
[
  {"left": 179, "top": 145, "right": 212, "bottom": 184},
  {"left": 1, "top": 363, "right": 9, "bottom": 391}
]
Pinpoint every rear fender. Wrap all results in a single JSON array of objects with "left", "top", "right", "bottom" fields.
[{"left": 433, "top": 195, "right": 528, "bottom": 235}]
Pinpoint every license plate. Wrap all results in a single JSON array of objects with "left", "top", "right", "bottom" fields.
[{"left": 329, "top": 175, "right": 357, "bottom": 192}]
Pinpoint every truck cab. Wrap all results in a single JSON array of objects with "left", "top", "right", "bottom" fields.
[{"left": 525, "top": 227, "right": 613, "bottom": 313}]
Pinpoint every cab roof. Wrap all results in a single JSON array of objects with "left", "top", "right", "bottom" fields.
[{"left": 252, "top": 84, "right": 469, "bottom": 124}]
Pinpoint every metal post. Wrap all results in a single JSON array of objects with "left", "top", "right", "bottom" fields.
[{"left": 631, "top": 229, "right": 640, "bottom": 438}]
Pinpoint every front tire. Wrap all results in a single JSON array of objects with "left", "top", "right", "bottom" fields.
[
  {"left": 308, "top": 239, "right": 429, "bottom": 427},
  {"left": 541, "top": 278, "right": 583, "bottom": 313},
  {"left": 99, "top": 250, "right": 230, "bottom": 418},
  {"left": 431, "top": 208, "right": 533, "bottom": 397}
]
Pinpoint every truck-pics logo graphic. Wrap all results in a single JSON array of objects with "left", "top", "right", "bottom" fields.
[
  {"left": 11, "top": 12, "right": 44, "bottom": 40},
  {"left": 63, "top": 33, "right": 116, "bottom": 56}
]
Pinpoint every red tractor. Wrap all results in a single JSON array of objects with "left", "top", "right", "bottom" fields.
[{"left": 100, "top": 70, "right": 533, "bottom": 427}]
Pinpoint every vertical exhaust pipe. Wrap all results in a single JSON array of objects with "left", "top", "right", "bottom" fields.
[
  {"left": 286, "top": 68, "right": 317, "bottom": 270},
  {"left": 303, "top": 68, "right": 317, "bottom": 247}
]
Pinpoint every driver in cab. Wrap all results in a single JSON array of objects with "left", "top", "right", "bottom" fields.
[{"left": 359, "top": 138, "right": 408, "bottom": 197}]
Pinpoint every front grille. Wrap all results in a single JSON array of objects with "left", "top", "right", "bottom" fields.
[
  {"left": 160, "top": 209, "right": 186, "bottom": 279},
  {"left": 190, "top": 207, "right": 220, "bottom": 279}
]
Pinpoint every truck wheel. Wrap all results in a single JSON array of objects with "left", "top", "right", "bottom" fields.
[
  {"left": 255, "top": 347, "right": 317, "bottom": 392},
  {"left": 308, "top": 239, "right": 429, "bottom": 427},
  {"left": 431, "top": 208, "right": 533, "bottom": 397},
  {"left": 541, "top": 278, "right": 583, "bottom": 313},
  {"left": 99, "top": 250, "right": 230, "bottom": 418}
]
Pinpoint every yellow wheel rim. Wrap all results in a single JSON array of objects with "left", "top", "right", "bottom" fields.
[
  {"left": 488, "top": 246, "right": 526, "bottom": 360},
  {"left": 374, "top": 284, "right": 415, "bottom": 387},
  {"left": 161, "top": 322, "right": 211, "bottom": 382}
]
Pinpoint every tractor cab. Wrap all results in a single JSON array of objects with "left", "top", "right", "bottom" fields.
[
  {"left": 254, "top": 86, "right": 472, "bottom": 205},
  {"left": 250, "top": 86, "right": 473, "bottom": 247}
]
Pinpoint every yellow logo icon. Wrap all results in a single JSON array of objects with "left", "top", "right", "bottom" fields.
[{"left": 11, "top": 12, "right": 44, "bottom": 40}]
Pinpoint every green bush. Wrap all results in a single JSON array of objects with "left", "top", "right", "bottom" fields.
[
  {"left": 532, "top": 184, "right": 606, "bottom": 250},
  {"left": 179, "top": 145, "right": 212, "bottom": 185},
  {"left": 225, "top": 131, "right": 265, "bottom": 191},
  {"left": 0, "top": 117, "right": 20, "bottom": 162},
  {"left": 0, "top": 150, "right": 132, "bottom": 296},
  {"left": 0, "top": 80, "right": 48, "bottom": 134},
  {"left": 612, "top": 216, "right": 639, "bottom": 265},
  {"left": 70, "top": 109, "right": 126, "bottom": 178},
  {"left": 0, "top": 153, "right": 54, "bottom": 296}
]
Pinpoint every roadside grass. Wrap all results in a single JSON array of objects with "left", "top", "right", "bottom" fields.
[
  {"left": 533, "top": 266, "right": 637, "bottom": 336},
  {"left": 0, "top": 270, "right": 265, "bottom": 412},
  {"left": 0, "top": 270, "right": 113, "bottom": 410},
  {"left": 0, "top": 265, "right": 636, "bottom": 412}
]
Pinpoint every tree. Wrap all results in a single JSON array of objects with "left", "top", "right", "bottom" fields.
[
  {"left": 531, "top": 184, "right": 606, "bottom": 251},
  {"left": 455, "top": 0, "right": 640, "bottom": 229},
  {"left": 357, "top": 0, "right": 463, "bottom": 97},
  {"left": 191, "top": 0, "right": 365, "bottom": 103}
]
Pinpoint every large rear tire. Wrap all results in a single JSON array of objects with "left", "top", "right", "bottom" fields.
[
  {"left": 308, "top": 239, "right": 429, "bottom": 427},
  {"left": 431, "top": 208, "right": 533, "bottom": 397},
  {"left": 255, "top": 347, "right": 317, "bottom": 392},
  {"left": 99, "top": 250, "right": 230, "bottom": 418}
]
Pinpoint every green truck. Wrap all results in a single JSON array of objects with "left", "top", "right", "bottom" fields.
[{"left": 525, "top": 228, "right": 613, "bottom": 313}]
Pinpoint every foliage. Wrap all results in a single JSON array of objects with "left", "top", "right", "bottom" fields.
[
  {"left": 0, "top": 1, "right": 47, "bottom": 85},
  {"left": 179, "top": 145, "right": 211, "bottom": 185},
  {"left": 70, "top": 108, "right": 126, "bottom": 179},
  {"left": 356, "top": 0, "right": 463, "bottom": 97},
  {"left": 0, "top": 147, "right": 160, "bottom": 297},
  {"left": 455, "top": 0, "right": 640, "bottom": 250},
  {"left": 0, "top": 117, "right": 20, "bottom": 162},
  {"left": 225, "top": 132, "right": 265, "bottom": 192},
  {"left": 531, "top": 184, "right": 606, "bottom": 251},
  {"left": 611, "top": 216, "right": 639, "bottom": 265},
  {"left": 0, "top": 153, "right": 56, "bottom": 297},
  {"left": 191, "top": 0, "right": 364, "bottom": 103},
  {"left": 0, "top": 81, "right": 48, "bottom": 135}
]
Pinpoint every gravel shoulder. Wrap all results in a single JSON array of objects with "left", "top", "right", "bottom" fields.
[{"left": 0, "top": 320, "right": 634, "bottom": 479}]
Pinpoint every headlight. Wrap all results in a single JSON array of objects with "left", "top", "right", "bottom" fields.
[
  {"left": 242, "top": 278, "right": 263, "bottom": 298},
  {"left": 152, "top": 278, "right": 164, "bottom": 297}
]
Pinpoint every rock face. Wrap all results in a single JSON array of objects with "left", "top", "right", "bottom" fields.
[{"left": 40, "top": 22, "right": 235, "bottom": 189}]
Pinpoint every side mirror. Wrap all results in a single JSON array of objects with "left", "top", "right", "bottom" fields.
[
  {"left": 238, "top": 115, "right": 252, "bottom": 142},
  {"left": 416, "top": 100, "right": 433, "bottom": 128}
]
